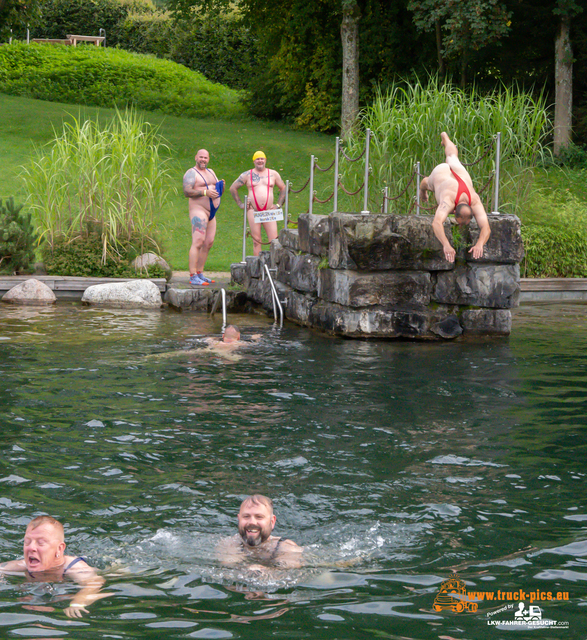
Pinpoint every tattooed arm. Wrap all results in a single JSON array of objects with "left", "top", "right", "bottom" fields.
[
  {"left": 183, "top": 168, "right": 208, "bottom": 198},
  {"left": 229, "top": 172, "right": 249, "bottom": 209}
]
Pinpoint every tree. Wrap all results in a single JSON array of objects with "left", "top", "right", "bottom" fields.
[
  {"left": 0, "top": 0, "right": 42, "bottom": 40},
  {"left": 408, "top": 0, "right": 511, "bottom": 86},
  {"left": 341, "top": 0, "right": 361, "bottom": 137},
  {"left": 553, "top": 0, "right": 583, "bottom": 155}
]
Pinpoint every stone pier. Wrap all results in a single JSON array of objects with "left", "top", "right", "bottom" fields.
[{"left": 231, "top": 212, "right": 523, "bottom": 339}]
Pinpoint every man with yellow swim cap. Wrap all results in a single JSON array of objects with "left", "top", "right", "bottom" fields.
[{"left": 229, "top": 151, "right": 286, "bottom": 256}]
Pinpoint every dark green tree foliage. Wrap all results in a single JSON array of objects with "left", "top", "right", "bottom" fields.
[
  {"left": 241, "top": 0, "right": 432, "bottom": 131},
  {"left": 168, "top": 0, "right": 432, "bottom": 131},
  {"left": 0, "top": 0, "right": 42, "bottom": 40},
  {"left": 0, "top": 197, "right": 37, "bottom": 274},
  {"left": 408, "top": 0, "right": 512, "bottom": 86},
  {"left": 29, "top": 0, "right": 154, "bottom": 43}
]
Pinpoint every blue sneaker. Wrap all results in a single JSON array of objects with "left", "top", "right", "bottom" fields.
[
  {"left": 198, "top": 272, "right": 215, "bottom": 284},
  {"left": 189, "top": 273, "right": 208, "bottom": 286}
]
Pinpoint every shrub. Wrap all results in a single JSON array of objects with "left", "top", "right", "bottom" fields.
[
  {"left": 521, "top": 224, "right": 587, "bottom": 278},
  {"left": 0, "top": 42, "right": 245, "bottom": 120},
  {"left": 0, "top": 197, "right": 37, "bottom": 274},
  {"left": 42, "top": 229, "right": 168, "bottom": 278},
  {"left": 21, "top": 109, "right": 172, "bottom": 265}
]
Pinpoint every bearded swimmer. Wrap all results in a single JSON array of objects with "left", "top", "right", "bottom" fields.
[{"left": 217, "top": 495, "right": 303, "bottom": 571}]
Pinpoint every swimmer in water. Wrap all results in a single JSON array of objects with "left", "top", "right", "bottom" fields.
[
  {"left": 419, "top": 132, "right": 491, "bottom": 263},
  {"left": 217, "top": 494, "right": 303, "bottom": 571},
  {"left": 0, "top": 516, "right": 108, "bottom": 618}
]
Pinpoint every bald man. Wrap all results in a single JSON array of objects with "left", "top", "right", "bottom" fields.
[
  {"left": 183, "top": 149, "right": 225, "bottom": 286},
  {"left": 419, "top": 132, "right": 491, "bottom": 262},
  {"left": 0, "top": 515, "right": 107, "bottom": 618},
  {"left": 229, "top": 151, "right": 286, "bottom": 256}
]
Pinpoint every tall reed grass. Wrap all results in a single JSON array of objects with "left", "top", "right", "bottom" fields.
[
  {"left": 21, "top": 109, "right": 173, "bottom": 262},
  {"left": 335, "top": 77, "right": 552, "bottom": 215}
]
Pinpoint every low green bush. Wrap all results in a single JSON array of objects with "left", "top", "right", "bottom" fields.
[
  {"left": 0, "top": 42, "right": 245, "bottom": 120},
  {"left": 0, "top": 197, "right": 37, "bottom": 274},
  {"left": 521, "top": 224, "right": 587, "bottom": 278},
  {"left": 42, "top": 229, "right": 168, "bottom": 278}
]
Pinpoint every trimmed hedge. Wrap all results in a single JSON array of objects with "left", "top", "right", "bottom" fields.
[{"left": 0, "top": 42, "right": 246, "bottom": 120}]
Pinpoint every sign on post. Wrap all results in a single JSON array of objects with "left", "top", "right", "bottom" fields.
[{"left": 253, "top": 208, "right": 284, "bottom": 224}]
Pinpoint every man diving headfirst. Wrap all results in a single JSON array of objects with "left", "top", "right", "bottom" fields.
[{"left": 419, "top": 132, "right": 491, "bottom": 262}]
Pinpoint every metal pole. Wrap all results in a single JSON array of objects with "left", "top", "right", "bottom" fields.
[
  {"left": 99, "top": 28, "right": 106, "bottom": 46},
  {"left": 309, "top": 155, "right": 315, "bottom": 215},
  {"left": 383, "top": 187, "right": 389, "bottom": 214},
  {"left": 27, "top": 25, "right": 30, "bottom": 44},
  {"left": 241, "top": 195, "right": 248, "bottom": 263},
  {"left": 416, "top": 162, "right": 421, "bottom": 215},
  {"left": 362, "top": 129, "right": 371, "bottom": 213},
  {"left": 284, "top": 180, "right": 290, "bottom": 229},
  {"left": 492, "top": 132, "right": 501, "bottom": 213},
  {"left": 333, "top": 137, "right": 340, "bottom": 214},
  {"left": 221, "top": 288, "right": 227, "bottom": 331},
  {"left": 264, "top": 264, "right": 283, "bottom": 327}
]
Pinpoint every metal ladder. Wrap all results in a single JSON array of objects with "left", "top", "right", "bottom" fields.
[
  {"left": 210, "top": 288, "right": 227, "bottom": 333},
  {"left": 262, "top": 264, "right": 284, "bottom": 328}
]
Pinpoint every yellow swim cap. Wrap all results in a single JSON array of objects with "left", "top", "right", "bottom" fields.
[{"left": 252, "top": 151, "right": 267, "bottom": 161}]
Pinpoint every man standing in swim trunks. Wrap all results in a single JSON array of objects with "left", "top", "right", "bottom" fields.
[
  {"left": 419, "top": 132, "right": 491, "bottom": 262},
  {"left": 0, "top": 515, "right": 108, "bottom": 618},
  {"left": 229, "top": 151, "right": 287, "bottom": 256},
  {"left": 183, "top": 149, "right": 225, "bottom": 286},
  {"left": 217, "top": 494, "right": 303, "bottom": 570}
]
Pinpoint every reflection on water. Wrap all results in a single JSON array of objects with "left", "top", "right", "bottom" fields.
[{"left": 0, "top": 302, "right": 586, "bottom": 638}]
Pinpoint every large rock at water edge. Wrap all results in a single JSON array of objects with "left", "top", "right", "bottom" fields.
[
  {"left": 132, "top": 252, "right": 171, "bottom": 273},
  {"left": 318, "top": 268, "right": 431, "bottom": 308},
  {"left": 433, "top": 264, "right": 520, "bottom": 308},
  {"left": 298, "top": 214, "right": 330, "bottom": 257},
  {"left": 329, "top": 213, "right": 453, "bottom": 271},
  {"left": 82, "top": 279, "right": 163, "bottom": 308},
  {"left": 2, "top": 278, "right": 56, "bottom": 305}
]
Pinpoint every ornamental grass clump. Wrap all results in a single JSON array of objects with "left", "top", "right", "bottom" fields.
[
  {"left": 22, "top": 109, "right": 173, "bottom": 266},
  {"left": 337, "top": 77, "right": 551, "bottom": 215}
]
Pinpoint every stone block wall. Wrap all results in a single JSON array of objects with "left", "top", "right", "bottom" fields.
[{"left": 231, "top": 212, "right": 523, "bottom": 339}]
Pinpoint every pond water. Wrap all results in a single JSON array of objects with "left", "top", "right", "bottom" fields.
[{"left": 0, "top": 302, "right": 586, "bottom": 639}]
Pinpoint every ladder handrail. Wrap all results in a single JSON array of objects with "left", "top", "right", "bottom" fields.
[
  {"left": 262, "top": 264, "right": 283, "bottom": 327},
  {"left": 210, "top": 287, "right": 227, "bottom": 332}
]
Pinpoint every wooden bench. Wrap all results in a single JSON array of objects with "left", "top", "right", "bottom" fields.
[
  {"left": 66, "top": 35, "right": 105, "bottom": 47},
  {"left": 32, "top": 38, "right": 73, "bottom": 45}
]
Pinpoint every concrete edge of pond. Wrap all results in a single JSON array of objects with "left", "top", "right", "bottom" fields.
[{"left": 1, "top": 274, "right": 587, "bottom": 305}]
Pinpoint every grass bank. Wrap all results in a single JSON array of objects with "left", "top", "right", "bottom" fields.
[{"left": 0, "top": 93, "right": 334, "bottom": 271}]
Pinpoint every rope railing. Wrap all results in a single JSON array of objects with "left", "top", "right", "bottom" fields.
[
  {"left": 340, "top": 145, "right": 366, "bottom": 163},
  {"left": 460, "top": 137, "right": 496, "bottom": 168},
  {"left": 338, "top": 179, "right": 365, "bottom": 197}
]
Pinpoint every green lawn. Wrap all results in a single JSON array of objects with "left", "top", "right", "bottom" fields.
[{"left": 0, "top": 93, "right": 337, "bottom": 271}]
